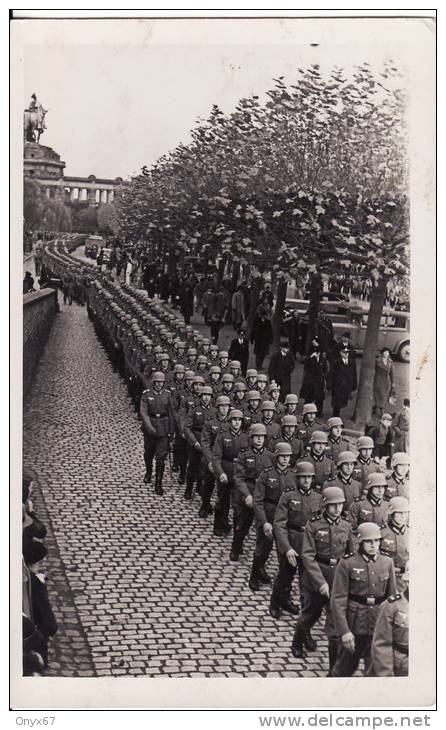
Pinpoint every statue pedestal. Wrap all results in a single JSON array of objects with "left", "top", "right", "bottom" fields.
[{"left": 24, "top": 142, "right": 66, "bottom": 180}]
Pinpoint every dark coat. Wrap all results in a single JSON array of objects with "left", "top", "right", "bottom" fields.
[
  {"left": 30, "top": 573, "right": 57, "bottom": 638},
  {"left": 180, "top": 284, "right": 194, "bottom": 318},
  {"left": 268, "top": 349, "right": 295, "bottom": 396},
  {"left": 251, "top": 316, "right": 273, "bottom": 355},
  {"left": 228, "top": 337, "right": 250, "bottom": 371},
  {"left": 328, "top": 353, "right": 358, "bottom": 409},
  {"left": 300, "top": 352, "right": 327, "bottom": 402}
]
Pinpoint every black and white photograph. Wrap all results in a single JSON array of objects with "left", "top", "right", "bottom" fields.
[{"left": 11, "top": 11, "right": 436, "bottom": 712}]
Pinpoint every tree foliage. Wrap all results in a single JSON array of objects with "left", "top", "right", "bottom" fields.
[{"left": 24, "top": 177, "right": 72, "bottom": 232}]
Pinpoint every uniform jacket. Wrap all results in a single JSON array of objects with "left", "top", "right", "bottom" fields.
[
  {"left": 301, "top": 514, "right": 354, "bottom": 591},
  {"left": 379, "top": 523, "right": 409, "bottom": 573},
  {"left": 140, "top": 388, "right": 175, "bottom": 436},
  {"left": 233, "top": 447, "right": 274, "bottom": 503},
  {"left": 274, "top": 488, "right": 322, "bottom": 556},
  {"left": 201, "top": 417, "right": 229, "bottom": 466},
  {"left": 323, "top": 474, "right": 362, "bottom": 512},
  {"left": 348, "top": 494, "right": 390, "bottom": 531},
  {"left": 331, "top": 551, "right": 396, "bottom": 637},
  {"left": 353, "top": 457, "right": 381, "bottom": 489},
  {"left": 297, "top": 418, "right": 323, "bottom": 449},
  {"left": 261, "top": 419, "right": 281, "bottom": 446},
  {"left": 326, "top": 436, "right": 351, "bottom": 464},
  {"left": 271, "top": 434, "right": 305, "bottom": 466},
  {"left": 212, "top": 429, "right": 249, "bottom": 480},
  {"left": 241, "top": 406, "right": 262, "bottom": 432},
  {"left": 384, "top": 474, "right": 409, "bottom": 502},
  {"left": 253, "top": 465, "right": 297, "bottom": 527},
  {"left": 371, "top": 593, "right": 408, "bottom": 676},
  {"left": 182, "top": 404, "right": 216, "bottom": 448},
  {"left": 301, "top": 453, "right": 335, "bottom": 489}
]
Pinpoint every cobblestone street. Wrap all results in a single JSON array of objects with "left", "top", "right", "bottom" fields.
[{"left": 23, "top": 300, "right": 330, "bottom": 678}]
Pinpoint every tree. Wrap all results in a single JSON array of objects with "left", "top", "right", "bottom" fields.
[
  {"left": 24, "top": 177, "right": 72, "bottom": 233},
  {"left": 97, "top": 202, "right": 119, "bottom": 235},
  {"left": 72, "top": 207, "right": 98, "bottom": 234}
]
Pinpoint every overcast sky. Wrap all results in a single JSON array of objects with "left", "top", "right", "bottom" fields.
[{"left": 19, "top": 17, "right": 421, "bottom": 180}]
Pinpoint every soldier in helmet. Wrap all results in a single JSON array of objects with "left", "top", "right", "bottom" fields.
[
  {"left": 291, "top": 486, "right": 354, "bottom": 671},
  {"left": 212, "top": 409, "right": 248, "bottom": 537},
  {"left": 209, "top": 344, "right": 219, "bottom": 363},
  {"left": 242, "top": 390, "right": 263, "bottom": 431},
  {"left": 385, "top": 453, "right": 410, "bottom": 501},
  {"left": 323, "top": 451, "right": 362, "bottom": 511},
  {"left": 379, "top": 497, "right": 409, "bottom": 586},
  {"left": 219, "top": 373, "right": 235, "bottom": 398},
  {"left": 249, "top": 442, "right": 297, "bottom": 591},
  {"left": 298, "top": 403, "right": 321, "bottom": 448},
  {"left": 199, "top": 395, "right": 231, "bottom": 518},
  {"left": 256, "top": 373, "right": 269, "bottom": 402},
  {"left": 283, "top": 393, "right": 299, "bottom": 419},
  {"left": 208, "top": 365, "right": 222, "bottom": 398},
  {"left": 245, "top": 368, "right": 258, "bottom": 391},
  {"left": 301, "top": 431, "right": 335, "bottom": 491},
  {"left": 218, "top": 350, "right": 230, "bottom": 374},
  {"left": 325, "top": 417, "right": 350, "bottom": 464},
  {"left": 269, "top": 381, "right": 286, "bottom": 418},
  {"left": 139, "top": 371, "right": 175, "bottom": 495},
  {"left": 182, "top": 385, "right": 215, "bottom": 500},
  {"left": 370, "top": 562, "right": 409, "bottom": 676},
  {"left": 169, "top": 363, "right": 186, "bottom": 472},
  {"left": 271, "top": 415, "right": 305, "bottom": 466},
  {"left": 271, "top": 461, "right": 321, "bottom": 620},
  {"left": 330, "top": 522, "right": 396, "bottom": 676},
  {"left": 353, "top": 436, "right": 381, "bottom": 488},
  {"left": 232, "top": 381, "right": 247, "bottom": 410},
  {"left": 186, "top": 347, "right": 198, "bottom": 369},
  {"left": 196, "top": 354, "right": 210, "bottom": 376},
  {"left": 174, "top": 369, "right": 195, "bottom": 484},
  {"left": 231, "top": 423, "right": 274, "bottom": 561},
  {"left": 260, "top": 400, "right": 281, "bottom": 446},
  {"left": 229, "top": 360, "right": 243, "bottom": 381},
  {"left": 348, "top": 472, "right": 390, "bottom": 532}
]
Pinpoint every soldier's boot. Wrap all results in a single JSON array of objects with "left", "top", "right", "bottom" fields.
[
  {"left": 258, "top": 566, "right": 272, "bottom": 585},
  {"left": 268, "top": 586, "right": 282, "bottom": 620},
  {"left": 154, "top": 461, "right": 164, "bottom": 496},
  {"left": 229, "top": 531, "right": 243, "bottom": 562},
  {"left": 281, "top": 589, "right": 300, "bottom": 616},
  {"left": 304, "top": 630, "right": 317, "bottom": 652},
  {"left": 248, "top": 559, "right": 261, "bottom": 592},
  {"left": 291, "top": 624, "right": 306, "bottom": 659},
  {"left": 184, "top": 474, "right": 194, "bottom": 500},
  {"left": 144, "top": 460, "right": 153, "bottom": 484},
  {"left": 196, "top": 476, "right": 202, "bottom": 496},
  {"left": 327, "top": 639, "right": 340, "bottom": 676}
]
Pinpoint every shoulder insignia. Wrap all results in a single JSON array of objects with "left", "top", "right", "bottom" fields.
[
  {"left": 240, "top": 447, "right": 249, "bottom": 453},
  {"left": 310, "top": 515, "right": 320, "bottom": 522},
  {"left": 345, "top": 552, "right": 355, "bottom": 559},
  {"left": 354, "top": 496, "right": 362, "bottom": 502},
  {"left": 142, "top": 389, "right": 149, "bottom": 394},
  {"left": 388, "top": 594, "right": 402, "bottom": 602}
]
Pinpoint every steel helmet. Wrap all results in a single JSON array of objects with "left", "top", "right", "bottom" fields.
[
  {"left": 357, "top": 522, "right": 382, "bottom": 542},
  {"left": 234, "top": 381, "right": 247, "bottom": 391},
  {"left": 210, "top": 344, "right": 219, "bottom": 352},
  {"left": 152, "top": 371, "right": 165, "bottom": 382},
  {"left": 281, "top": 415, "right": 298, "bottom": 427},
  {"left": 201, "top": 338, "right": 210, "bottom": 345},
  {"left": 221, "top": 373, "right": 234, "bottom": 383},
  {"left": 327, "top": 417, "right": 344, "bottom": 430},
  {"left": 216, "top": 395, "right": 231, "bottom": 407},
  {"left": 247, "top": 390, "right": 261, "bottom": 401},
  {"left": 275, "top": 442, "right": 293, "bottom": 457},
  {"left": 257, "top": 373, "right": 268, "bottom": 383},
  {"left": 219, "top": 351, "right": 229, "bottom": 359},
  {"left": 187, "top": 348, "right": 197, "bottom": 356},
  {"left": 269, "top": 382, "right": 281, "bottom": 392},
  {"left": 229, "top": 409, "right": 243, "bottom": 420},
  {"left": 302, "top": 403, "right": 318, "bottom": 416},
  {"left": 197, "top": 355, "right": 208, "bottom": 364},
  {"left": 295, "top": 461, "right": 316, "bottom": 477},
  {"left": 159, "top": 352, "right": 169, "bottom": 361},
  {"left": 184, "top": 370, "right": 195, "bottom": 379},
  {"left": 249, "top": 423, "right": 267, "bottom": 437},
  {"left": 193, "top": 375, "right": 205, "bottom": 385},
  {"left": 200, "top": 385, "right": 213, "bottom": 396},
  {"left": 391, "top": 452, "right": 410, "bottom": 469},
  {"left": 357, "top": 435, "right": 374, "bottom": 450},
  {"left": 285, "top": 394, "right": 299, "bottom": 404},
  {"left": 310, "top": 430, "right": 329, "bottom": 444},
  {"left": 261, "top": 400, "right": 276, "bottom": 411},
  {"left": 322, "top": 486, "right": 346, "bottom": 505},
  {"left": 388, "top": 496, "right": 410, "bottom": 514},
  {"left": 173, "top": 364, "right": 185, "bottom": 374},
  {"left": 230, "top": 360, "right": 241, "bottom": 369},
  {"left": 210, "top": 365, "right": 222, "bottom": 374},
  {"left": 154, "top": 345, "right": 163, "bottom": 354},
  {"left": 365, "top": 472, "right": 387, "bottom": 490},
  {"left": 337, "top": 450, "right": 357, "bottom": 467},
  {"left": 246, "top": 368, "right": 258, "bottom": 378},
  {"left": 177, "top": 341, "right": 186, "bottom": 350}
]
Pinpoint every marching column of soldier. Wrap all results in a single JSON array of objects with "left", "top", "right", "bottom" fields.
[{"left": 39, "top": 239, "right": 410, "bottom": 678}]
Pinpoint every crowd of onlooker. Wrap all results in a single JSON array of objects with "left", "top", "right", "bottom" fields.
[{"left": 22, "top": 475, "right": 57, "bottom": 676}]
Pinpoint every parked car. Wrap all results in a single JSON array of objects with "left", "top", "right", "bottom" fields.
[
  {"left": 84, "top": 235, "right": 105, "bottom": 259},
  {"left": 332, "top": 307, "right": 410, "bottom": 362},
  {"left": 101, "top": 247, "right": 113, "bottom": 264},
  {"left": 285, "top": 292, "right": 350, "bottom": 316}
]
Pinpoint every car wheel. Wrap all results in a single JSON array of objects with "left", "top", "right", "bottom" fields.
[{"left": 397, "top": 341, "right": 410, "bottom": 363}]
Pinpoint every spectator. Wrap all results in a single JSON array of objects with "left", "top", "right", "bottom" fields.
[
  {"left": 23, "top": 271, "right": 35, "bottom": 294},
  {"left": 180, "top": 279, "right": 195, "bottom": 325},
  {"left": 23, "top": 540, "right": 57, "bottom": 667},
  {"left": 327, "top": 346, "right": 358, "bottom": 417},
  {"left": 207, "top": 286, "right": 227, "bottom": 344},
  {"left": 284, "top": 309, "right": 304, "bottom": 356},
  {"left": 373, "top": 348, "right": 395, "bottom": 419},
  {"left": 231, "top": 284, "right": 245, "bottom": 332},
  {"left": 228, "top": 328, "right": 250, "bottom": 376},
  {"left": 393, "top": 398, "right": 410, "bottom": 453},
  {"left": 250, "top": 306, "right": 273, "bottom": 369},
  {"left": 299, "top": 337, "right": 328, "bottom": 416},
  {"left": 268, "top": 339, "right": 296, "bottom": 402},
  {"left": 367, "top": 413, "right": 396, "bottom": 464}
]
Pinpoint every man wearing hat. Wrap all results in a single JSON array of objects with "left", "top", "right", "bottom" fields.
[
  {"left": 212, "top": 409, "right": 248, "bottom": 536},
  {"left": 330, "top": 522, "right": 396, "bottom": 676},
  {"left": 325, "top": 417, "right": 350, "bottom": 464},
  {"left": 348, "top": 472, "right": 390, "bottom": 532},
  {"left": 333, "top": 331, "right": 355, "bottom": 357},
  {"left": 271, "top": 461, "right": 322, "bottom": 620},
  {"left": 327, "top": 344, "right": 357, "bottom": 418},
  {"left": 385, "top": 453, "right": 410, "bottom": 501},
  {"left": 301, "top": 431, "right": 336, "bottom": 490},
  {"left": 229, "top": 360, "right": 243, "bottom": 381},
  {"left": 370, "top": 562, "right": 409, "bottom": 676},
  {"left": 228, "top": 329, "right": 250, "bottom": 376},
  {"left": 290, "top": 486, "right": 354, "bottom": 671},
  {"left": 23, "top": 541, "right": 57, "bottom": 667},
  {"left": 283, "top": 393, "right": 299, "bottom": 418},
  {"left": 199, "top": 395, "right": 231, "bottom": 518},
  {"left": 140, "top": 371, "right": 175, "bottom": 495},
  {"left": 268, "top": 340, "right": 296, "bottom": 402},
  {"left": 231, "top": 423, "right": 274, "bottom": 561},
  {"left": 323, "top": 451, "right": 362, "bottom": 511},
  {"left": 271, "top": 415, "right": 305, "bottom": 466},
  {"left": 299, "top": 338, "right": 327, "bottom": 416},
  {"left": 219, "top": 372, "right": 235, "bottom": 398},
  {"left": 218, "top": 350, "right": 230, "bottom": 374},
  {"left": 182, "top": 385, "right": 216, "bottom": 500},
  {"left": 249, "top": 442, "right": 297, "bottom": 591}
]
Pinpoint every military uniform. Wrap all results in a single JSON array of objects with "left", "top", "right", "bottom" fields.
[
  {"left": 297, "top": 418, "right": 321, "bottom": 449},
  {"left": 370, "top": 592, "right": 409, "bottom": 676},
  {"left": 182, "top": 402, "right": 216, "bottom": 498},
  {"left": 379, "top": 523, "right": 409, "bottom": 575},
  {"left": 200, "top": 416, "right": 229, "bottom": 516},
  {"left": 384, "top": 474, "right": 409, "bottom": 502},
  {"left": 231, "top": 446, "right": 274, "bottom": 559},
  {"left": 242, "top": 406, "right": 262, "bottom": 431},
  {"left": 212, "top": 429, "right": 249, "bottom": 535},
  {"left": 261, "top": 418, "right": 281, "bottom": 447},
  {"left": 330, "top": 551, "right": 396, "bottom": 676},
  {"left": 271, "top": 434, "right": 305, "bottom": 466},
  {"left": 326, "top": 436, "right": 351, "bottom": 464},
  {"left": 353, "top": 456, "right": 381, "bottom": 489},
  {"left": 140, "top": 386, "right": 175, "bottom": 493},
  {"left": 348, "top": 493, "right": 390, "bottom": 532},
  {"left": 322, "top": 474, "right": 362, "bottom": 512},
  {"left": 301, "top": 453, "right": 335, "bottom": 491}
]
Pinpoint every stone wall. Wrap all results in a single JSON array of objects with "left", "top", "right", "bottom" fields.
[{"left": 23, "top": 288, "right": 58, "bottom": 395}]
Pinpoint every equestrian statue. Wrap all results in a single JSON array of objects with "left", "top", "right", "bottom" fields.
[{"left": 24, "top": 93, "right": 48, "bottom": 143}]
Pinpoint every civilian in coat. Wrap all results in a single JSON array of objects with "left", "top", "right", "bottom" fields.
[
  {"left": 207, "top": 287, "right": 227, "bottom": 344},
  {"left": 228, "top": 328, "right": 250, "bottom": 376},
  {"left": 180, "top": 280, "right": 194, "bottom": 325},
  {"left": 327, "top": 346, "right": 358, "bottom": 417},
  {"left": 299, "top": 338, "right": 328, "bottom": 417},
  {"left": 231, "top": 285, "right": 245, "bottom": 332},
  {"left": 393, "top": 399, "right": 410, "bottom": 453},
  {"left": 251, "top": 307, "right": 273, "bottom": 369},
  {"left": 373, "top": 348, "right": 395, "bottom": 418},
  {"left": 268, "top": 340, "right": 296, "bottom": 402}
]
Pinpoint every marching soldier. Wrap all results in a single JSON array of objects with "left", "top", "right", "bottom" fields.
[
  {"left": 186, "top": 347, "right": 198, "bottom": 369},
  {"left": 348, "top": 472, "right": 390, "bottom": 532},
  {"left": 219, "top": 373, "right": 235, "bottom": 398},
  {"left": 271, "top": 415, "right": 305, "bottom": 466},
  {"left": 370, "top": 563, "right": 409, "bottom": 676},
  {"left": 283, "top": 393, "right": 299, "bottom": 418},
  {"left": 208, "top": 365, "right": 222, "bottom": 397},
  {"left": 139, "top": 371, "right": 175, "bottom": 495},
  {"left": 298, "top": 403, "right": 321, "bottom": 448},
  {"left": 232, "top": 381, "right": 247, "bottom": 409},
  {"left": 182, "top": 385, "right": 215, "bottom": 500},
  {"left": 256, "top": 373, "right": 269, "bottom": 401},
  {"left": 196, "top": 354, "right": 210, "bottom": 376},
  {"left": 385, "top": 453, "right": 410, "bottom": 501},
  {"left": 291, "top": 487, "right": 354, "bottom": 673},
  {"left": 301, "top": 431, "right": 336, "bottom": 491},
  {"left": 242, "top": 390, "right": 262, "bottom": 431},
  {"left": 325, "top": 417, "right": 350, "bottom": 463},
  {"left": 270, "top": 461, "right": 321, "bottom": 620},
  {"left": 209, "top": 344, "right": 220, "bottom": 363},
  {"left": 249, "top": 442, "right": 297, "bottom": 591},
  {"left": 354, "top": 436, "right": 381, "bottom": 488},
  {"left": 269, "top": 382, "right": 286, "bottom": 418},
  {"left": 229, "top": 360, "right": 243, "bottom": 381},
  {"left": 231, "top": 423, "right": 274, "bottom": 561},
  {"left": 180, "top": 374, "right": 204, "bottom": 419},
  {"left": 379, "top": 497, "right": 409, "bottom": 584},
  {"left": 330, "top": 522, "right": 396, "bottom": 676},
  {"left": 260, "top": 400, "right": 281, "bottom": 446},
  {"left": 245, "top": 368, "right": 258, "bottom": 391},
  {"left": 212, "top": 409, "right": 248, "bottom": 537},
  {"left": 199, "top": 395, "right": 231, "bottom": 518},
  {"left": 218, "top": 350, "right": 230, "bottom": 374},
  {"left": 323, "top": 451, "right": 362, "bottom": 512}
]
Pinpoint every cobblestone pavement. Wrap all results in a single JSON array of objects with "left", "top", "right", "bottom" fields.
[{"left": 23, "top": 301, "right": 331, "bottom": 677}]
